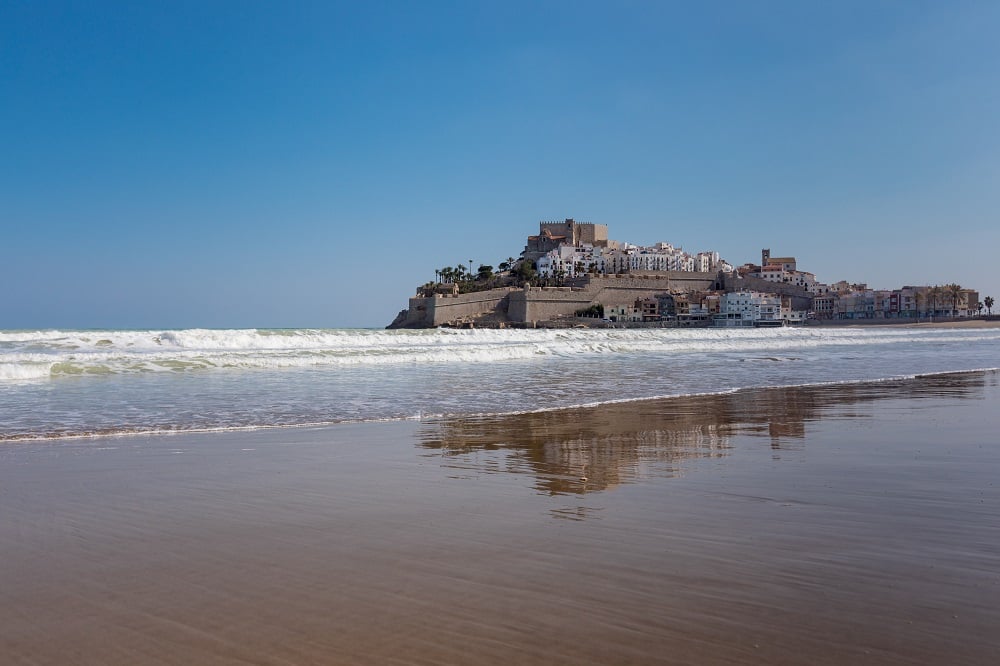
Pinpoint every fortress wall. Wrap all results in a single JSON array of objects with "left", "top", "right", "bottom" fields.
[
  {"left": 576, "top": 272, "right": 720, "bottom": 293},
  {"left": 402, "top": 296, "right": 434, "bottom": 327},
  {"left": 509, "top": 272, "right": 720, "bottom": 322},
  {"left": 425, "top": 289, "right": 516, "bottom": 326},
  {"left": 508, "top": 288, "right": 595, "bottom": 322},
  {"left": 399, "top": 273, "right": 723, "bottom": 327}
]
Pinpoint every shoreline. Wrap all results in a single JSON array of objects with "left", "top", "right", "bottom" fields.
[{"left": 6, "top": 366, "right": 999, "bottom": 445}]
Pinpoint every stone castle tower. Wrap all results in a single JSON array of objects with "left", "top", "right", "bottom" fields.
[
  {"left": 523, "top": 219, "right": 609, "bottom": 260},
  {"left": 539, "top": 219, "right": 609, "bottom": 247}
]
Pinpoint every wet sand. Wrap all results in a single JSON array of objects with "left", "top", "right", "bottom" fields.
[{"left": 2, "top": 373, "right": 999, "bottom": 665}]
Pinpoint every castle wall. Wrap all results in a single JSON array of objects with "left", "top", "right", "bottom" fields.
[
  {"left": 579, "top": 273, "right": 720, "bottom": 295},
  {"left": 508, "top": 288, "right": 594, "bottom": 322},
  {"left": 578, "top": 223, "right": 608, "bottom": 246},
  {"left": 538, "top": 220, "right": 609, "bottom": 248},
  {"left": 400, "top": 296, "right": 431, "bottom": 327},
  {"left": 396, "top": 273, "right": 724, "bottom": 327},
  {"left": 510, "top": 273, "right": 719, "bottom": 323},
  {"left": 403, "top": 288, "right": 517, "bottom": 327}
]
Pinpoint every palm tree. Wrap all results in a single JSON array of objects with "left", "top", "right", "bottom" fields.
[
  {"left": 946, "top": 283, "right": 963, "bottom": 318},
  {"left": 913, "top": 290, "right": 924, "bottom": 319},
  {"left": 977, "top": 301, "right": 984, "bottom": 316},
  {"left": 986, "top": 296, "right": 995, "bottom": 316},
  {"left": 928, "top": 285, "right": 943, "bottom": 319}
]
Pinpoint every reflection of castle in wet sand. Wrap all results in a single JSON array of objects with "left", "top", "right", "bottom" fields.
[
  {"left": 419, "top": 372, "right": 989, "bottom": 495},
  {"left": 421, "top": 407, "right": 731, "bottom": 495}
]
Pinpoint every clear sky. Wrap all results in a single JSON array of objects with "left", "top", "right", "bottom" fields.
[{"left": 2, "top": 1, "right": 998, "bottom": 328}]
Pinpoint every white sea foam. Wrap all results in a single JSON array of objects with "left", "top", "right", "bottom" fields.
[
  {"left": 2, "top": 326, "right": 998, "bottom": 380},
  {"left": 0, "top": 362, "right": 53, "bottom": 381},
  {"left": 3, "top": 326, "right": 999, "bottom": 441}
]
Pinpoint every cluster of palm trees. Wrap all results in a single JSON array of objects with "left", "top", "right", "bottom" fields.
[
  {"left": 435, "top": 257, "right": 519, "bottom": 291},
  {"left": 434, "top": 262, "right": 470, "bottom": 285},
  {"left": 913, "top": 284, "right": 995, "bottom": 317},
  {"left": 923, "top": 284, "right": 964, "bottom": 318},
  {"left": 921, "top": 285, "right": 995, "bottom": 318}
]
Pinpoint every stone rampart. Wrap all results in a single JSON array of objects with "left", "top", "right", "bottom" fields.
[
  {"left": 394, "top": 272, "right": 726, "bottom": 327},
  {"left": 510, "top": 272, "right": 720, "bottom": 323},
  {"left": 400, "top": 288, "right": 517, "bottom": 327},
  {"left": 574, "top": 272, "right": 720, "bottom": 294},
  {"left": 508, "top": 288, "right": 595, "bottom": 323}
]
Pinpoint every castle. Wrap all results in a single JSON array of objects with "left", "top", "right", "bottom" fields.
[
  {"left": 387, "top": 219, "right": 983, "bottom": 328},
  {"left": 389, "top": 219, "right": 732, "bottom": 328}
]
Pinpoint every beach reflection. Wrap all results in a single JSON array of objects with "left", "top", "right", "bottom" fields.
[{"left": 419, "top": 372, "right": 991, "bottom": 495}]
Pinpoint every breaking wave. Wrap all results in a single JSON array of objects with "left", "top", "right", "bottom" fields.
[
  {"left": 3, "top": 326, "right": 1000, "bottom": 381},
  {"left": 3, "top": 326, "right": 999, "bottom": 442}
]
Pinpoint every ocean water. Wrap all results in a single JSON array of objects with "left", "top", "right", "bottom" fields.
[{"left": 2, "top": 326, "right": 999, "bottom": 441}]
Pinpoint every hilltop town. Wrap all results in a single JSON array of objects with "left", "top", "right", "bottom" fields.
[{"left": 388, "top": 219, "right": 992, "bottom": 329}]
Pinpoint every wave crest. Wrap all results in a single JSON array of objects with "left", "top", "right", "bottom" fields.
[{"left": 2, "top": 326, "right": 999, "bottom": 381}]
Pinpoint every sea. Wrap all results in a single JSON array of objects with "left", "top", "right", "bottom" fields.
[{"left": 2, "top": 325, "right": 999, "bottom": 441}]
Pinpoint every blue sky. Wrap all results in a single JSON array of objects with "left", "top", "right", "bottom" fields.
[{"left": 2, "top": 1, "right": 998, "bottom": 328}]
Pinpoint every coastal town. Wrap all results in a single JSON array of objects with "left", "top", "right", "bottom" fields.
[{"left": 389, "top": 219, "right": 993, "bottom": 328}]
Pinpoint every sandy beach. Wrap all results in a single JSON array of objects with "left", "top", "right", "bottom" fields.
[
  {"left": 2, "top": 372, "right": 999, "bottom": 665},
  {"left": 809, "top": 318, "right": 1000, "bottom": 329},
  {"left": 914, "top": 318, "right": 1000, "bottom": 328}
]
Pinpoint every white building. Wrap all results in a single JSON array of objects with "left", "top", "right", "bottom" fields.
[
  {"left": 715, "top": 291, "right": 782, "bottom": 327},
  {"left": 536, "top": 244, "right": 606, "bottom": 278},
  {"left": 605, "top": 305, "right": 642, "bottom": 322},
  {"left": 695, "top": 251, "right": 720, "bottom": 273},
  {"left": 534, "top": 235, "right": 729, "bottom": 278}
]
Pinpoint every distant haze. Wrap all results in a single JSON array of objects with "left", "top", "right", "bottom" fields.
[{"left": 2, "top": 2, "right": 998, "bottom": 329}]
